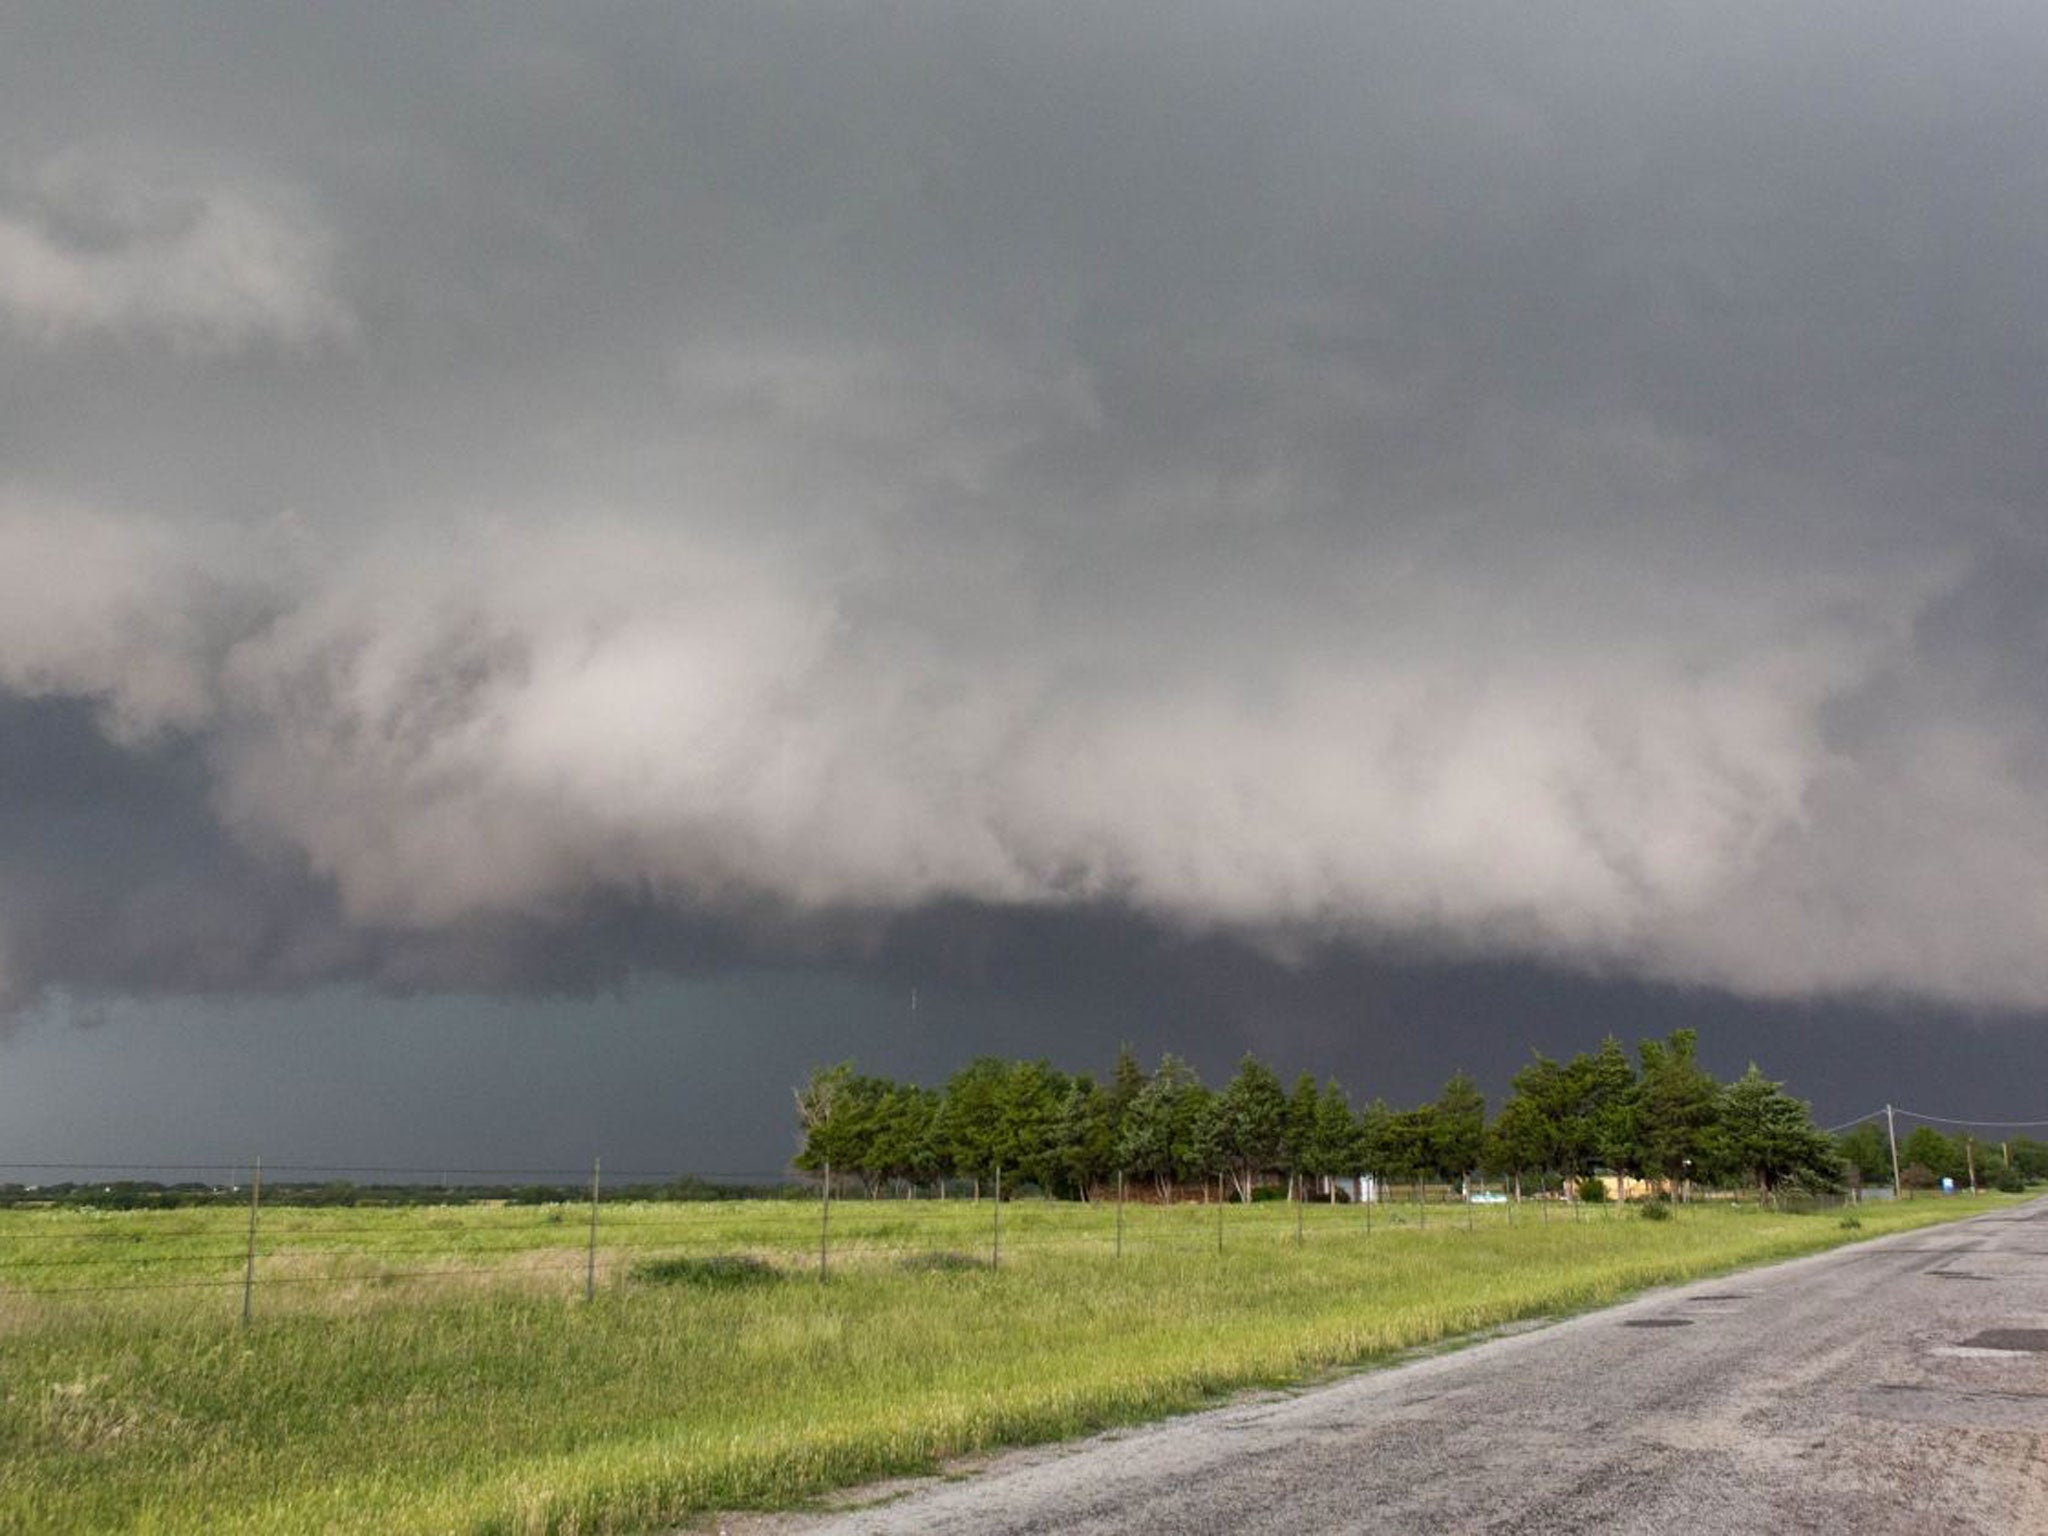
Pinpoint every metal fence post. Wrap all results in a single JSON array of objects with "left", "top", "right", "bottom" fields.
[
  {"left": 240, "top": 1156, "right": 261, "bottom": 1327},
  {"left": 1115, "top": 1170, "right": 1124, "bottom": 1259},
  {"left": 820, "top": 1159, "right": 830, "bottom": 1280},
  {"left": 585, "top": 1157, "right": 601, "bottom": 1302},
  {"left": 992, "top": 1165, "right": 1002, "bottom": 1269}
]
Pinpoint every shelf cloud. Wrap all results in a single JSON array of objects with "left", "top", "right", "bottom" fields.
[{"left": 5, "top": 4, "right": 2048, "bottom": 1017}]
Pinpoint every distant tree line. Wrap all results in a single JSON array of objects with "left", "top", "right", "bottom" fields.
[
  {"left": 1837, "top": 1123, "right": 2047, "bottom": 1194},
  {"left": 793, "top": 1030, "right": 1939, "bottom": 1202},
  {"left": 0, "top": 1176, "right": 804, "bottom": 1210}
]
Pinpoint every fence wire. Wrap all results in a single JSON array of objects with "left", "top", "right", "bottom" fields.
[{"left": 0, "top": 1164, "right": 1923, "bottom": 1311}]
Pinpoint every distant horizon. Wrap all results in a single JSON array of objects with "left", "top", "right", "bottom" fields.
[{"left": 5, "top": 966, "right": 2043, "bottom": 1179}]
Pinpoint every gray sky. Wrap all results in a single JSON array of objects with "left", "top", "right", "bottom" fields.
[{"left": 3, "top": 5, "right": 2046, "bottom": 1173}]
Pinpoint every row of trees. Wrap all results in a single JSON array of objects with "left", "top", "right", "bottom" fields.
[
  {"left": 1838, "top": 1122, "right": 2048, "bottom": 1193},
  {"left": 793, "top": 1030, "right": 1856, "bottom": 1201}
]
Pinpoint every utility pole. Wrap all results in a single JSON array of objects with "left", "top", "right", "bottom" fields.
[
  {"left": 1966, "top": 1138, "right": 1978, "bottom": 1195},
  {"left": 1885, "top": 1104, "right": 1902, "bottom": 1200}
]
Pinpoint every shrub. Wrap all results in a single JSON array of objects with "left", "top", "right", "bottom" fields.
[
  {"left": 1992, "top": 1167, "right": 2028, "bottom": 1194},
  {"left": 629, "top": 1254, "right": 782, "bottom": 1288},
  {"left": 1638, "top": 1201, "right": 1671, "bottom": 1222},
  {"left": 1838, "top": 1214, "right": 1862, "bottom": 1230},
  {"left": 1576, "top": 1177, "right": 1608, "bottom": 1204}
]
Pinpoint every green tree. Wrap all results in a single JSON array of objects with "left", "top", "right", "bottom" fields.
[
  {"left": 1576, "top": 1036, "right": 1641, "bottom": 1193},
  {"left": 906, "top": 1085, "right": 946, "bottom": 1190},
  {"left": 1054, "top": 1075, "right": 1118, "bottom": 1200},
  {"left": 1711, "top": 1065, "right": 1841, "bottom": 1196},
  {"left": 1116, "top": 1054, "right": 1205, "bottom": 1201},
  {"left": 1432, "top": 1071, "right": 1487, "bottom": 1186},
  {"left": 936, "top": 1057, "right": 1010, "bottom": 1196},
  {"left": 1381, "top": 1105, "right": 1438, "bottom": 1191},
  {"left": 992, "top": 1059, "right": 1069, "bottom": 1194},
  {"left": 1496, "top": 1052, "right": 1571, "bottom": 1189},
  {"left": 1486, "top": 1089, "right": 1550, "bottom": 1195},
  {"left": 1309, "top": 1080, "right": 1359, "bottom": 1200},
  {"left": 868, "top": 1084, "right": 940, "bottom": 1194},
  {"left": 2011, "top": 1138, "right": 2048, "bottom": 1180},
  {"left": 1635, "top": 1029, "right": 1720, "bottom": 1195},
  {"left": 1355, "top": 1098, "right": 1393, "bottom": 1190},
  {"left": 1899, "top": 1125, "right": 1963, "bottom": 1183},
  {"left": 792, "top": 1061, "right": 854, "bottom": 1175},
  {"left": 1216, "top": 1054, "right": 1288, "bottom": 1202},
  {"left": 1284, "top": 1072, "right": 1322, "bottom": 1198},
  {"left": 1183, "top": 1084, "right": 1224, "bottom": 1191},
  {"left": 1105, "top": 1044, "right": 1148, "bottom": 1155},
  {"left": 791, "top": 1063, "right": 892, "bottom": 1193},
  {"left": 1835, "top": 1122, "right": 1892, "bottom": 1189}
]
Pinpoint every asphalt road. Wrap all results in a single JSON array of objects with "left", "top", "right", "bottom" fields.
[{"left": 753, "top": 1200, "right": 2048, "bottom": 1535}]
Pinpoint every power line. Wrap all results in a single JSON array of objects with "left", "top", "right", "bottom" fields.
[
  {"left": 1891, "top": 1108, "right": 2048, "bottom": 1130},
  {"left": 1821, "top": 1106, "right": 2048, "bottom": 1134}
]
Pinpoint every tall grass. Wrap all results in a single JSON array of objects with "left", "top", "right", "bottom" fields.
[{"left": 0, "top": 1193, "right": 2013, "bottom": 1533}]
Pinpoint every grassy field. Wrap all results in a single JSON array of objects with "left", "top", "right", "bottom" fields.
[{"left": 0, "top": 1191, "right": 2018, "bottom": 1534}]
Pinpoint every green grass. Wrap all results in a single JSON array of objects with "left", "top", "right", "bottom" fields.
[{"left": 0, "top": 1192, "right": 2019, "bottom": 1533}]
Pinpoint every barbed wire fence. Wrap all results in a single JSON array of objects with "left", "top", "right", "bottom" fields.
[{"left": 6, "top": 1140, "right": 2019, "bottom": 1325}]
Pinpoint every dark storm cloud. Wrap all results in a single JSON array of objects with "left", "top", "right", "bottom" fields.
[
  {"left": 4, "top": 4, "right": 2048, "bottom": 1015},
  {"left": 0, "top": 694, "right": 882, "bottom": 1017}
]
